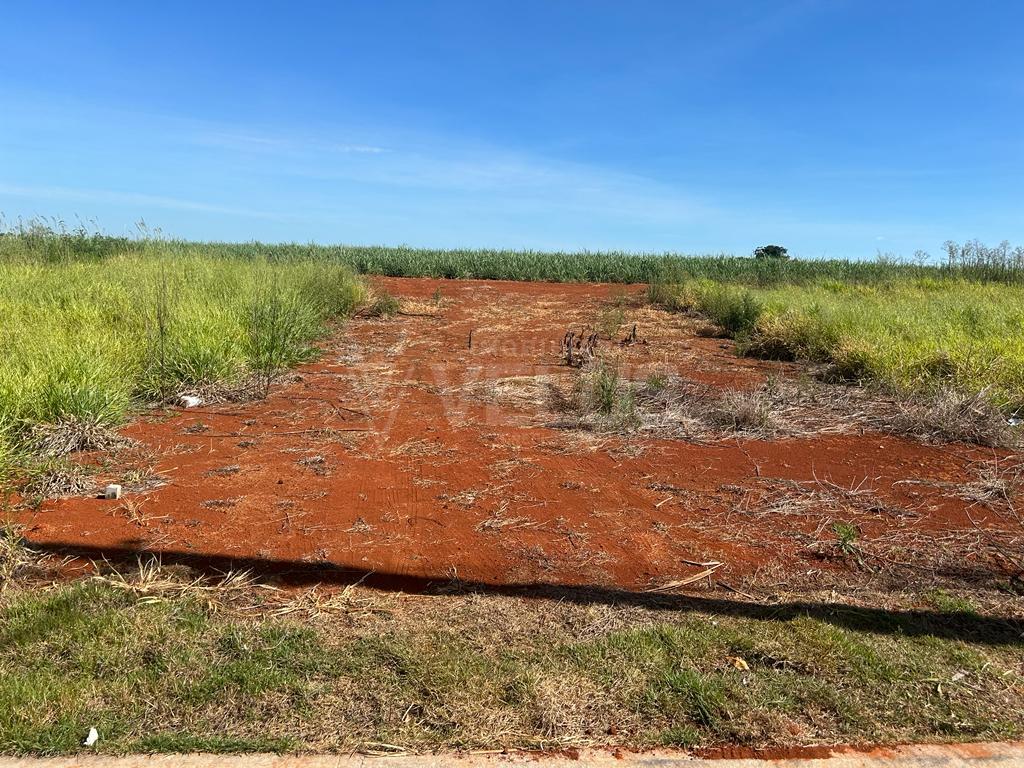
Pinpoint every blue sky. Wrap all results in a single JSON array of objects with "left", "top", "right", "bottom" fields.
[{"left": 2, "top": 1, "right": 1022, "bottom": 257}]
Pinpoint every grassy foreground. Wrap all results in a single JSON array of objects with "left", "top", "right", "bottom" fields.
[
  {"left": 0, "top": 247, "right": 365, "bottom": 481},
  {"left": 0, "top": 563, "right": 1021, "bottom": 754}
]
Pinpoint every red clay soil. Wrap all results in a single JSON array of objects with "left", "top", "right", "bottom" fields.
[{"left": 16, "top": 278, "right": 1022, "bottom": 592}]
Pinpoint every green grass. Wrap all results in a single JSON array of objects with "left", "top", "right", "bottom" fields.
[
  {"left": 664, "top": 278, "right": 1024, "bottom": 412},
  {"left": 0, "top": 575, "right": 1020, "bottom": 753},
  {"left": 0, "top": 241, "right": 365, "bottom": 482},
  {"left": 5, "top": 222, "right": 1023, "bottom": 286},
  {"left": 194, "top": 241, "right": 1024, "bottom": 286}
]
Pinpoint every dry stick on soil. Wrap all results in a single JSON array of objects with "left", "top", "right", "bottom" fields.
[
  {"left": 170, "top": 407, "right": 248, "bottom": 416},
  {"left": 734, "top": 439, "right": 762, "bottom": 478},
  {"left": 718, "top": 580, "right": 758, "bottom": 599},
  {"left": 397, "top": 310, "right": 443, "bottom": 319},
  {"left": 476, "top": 509, "right": 543, "bottom": 532},
  {"left": 277, "top": 396, "right": 371, "bottom": 419},
  {"left": 645, "top": 562, "right": 723, "bottom": 592},
  {"left": 116, "top": 498, "right": 158, "bottom": 527},
  {"left": 197, "top": 428, "right": 370, "bottom": 438}
]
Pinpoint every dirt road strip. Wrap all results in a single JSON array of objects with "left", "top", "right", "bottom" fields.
[
  {"left": 2, "top": 744, "right": 1024, "bottom": 768},
  {"left": 22, "top": 277, "right": 1017, "bottom": 591}
]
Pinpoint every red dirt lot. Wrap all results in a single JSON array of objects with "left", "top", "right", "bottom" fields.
[{"left": 18, "top": 277, "right": 1022, "bottom": 591}]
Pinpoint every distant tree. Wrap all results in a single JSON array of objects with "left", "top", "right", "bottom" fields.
[{"left": 753, "top": 244, "right": 789, "bottom": 260}]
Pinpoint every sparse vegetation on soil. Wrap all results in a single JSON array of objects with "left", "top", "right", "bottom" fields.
[{"left": 1, "top": 225, "right": 1022, "bottom": 756}]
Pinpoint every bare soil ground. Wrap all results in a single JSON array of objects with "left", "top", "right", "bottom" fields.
[{"left": 16, "top": 277, "right": 1023, "bottom": 594}]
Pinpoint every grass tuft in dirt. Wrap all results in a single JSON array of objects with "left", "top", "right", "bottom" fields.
[
  {"left": 597, "top": 307, "right": 626, "bottom": 339},
  {"left": 27, "top": 419, "right": 132, "bottom": 459},
  {"left": 890, "top": 390, "right": 1015, "bottom": 448},
  {"left": 563, "top": 361, "right": 639, "bottom": 431},
  {"left": 706, "top": 389, "right": 779, "bottom": 436},
  {"left": 362, "top": 289, "right": 400, "bottom": 318},
  {"left": 20, "top": 459, "right": 93, "bottom": 501}
]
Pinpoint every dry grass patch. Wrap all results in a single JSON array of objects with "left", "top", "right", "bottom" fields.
[
  {"left": 577, "top": 374, "right": 860, "bottom": 442},
  {"left": 705, "top": 389, "right": 780, "bottom": 436},
  {"left": 461, "top": 374, "right": 568, "bottom": 414},
  {"left": 0, "top": 552, "right": 1022, "bottom": 754},
  {"left": 703, "top": 473, "right": 1024, "bottom": 590},
  {"left": 20, "top": 459, "right": 94, "bottom": 500},
  {"left": 27, "top": 418, "right": 133, "bottom": 459},
  {"left": 0, "top": 527, "right": 60, "bottom": 592},
  {"left": 556, "top": 362, "right": 1019, "bottom": 450},
  {"left": 890, "top": 390, "right": 1017, "bottom": 448},
  {"left": 952, "top": 460, "right": 1022, "bottom": 522}
]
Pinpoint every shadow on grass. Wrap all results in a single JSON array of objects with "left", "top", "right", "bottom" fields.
[{"left": 26, "top": 539, "right": 1024, "bottom": 648}]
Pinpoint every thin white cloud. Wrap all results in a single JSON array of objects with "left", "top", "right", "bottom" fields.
[
  {"left": 0, "top": 182, "right": 292, "bottom": 220},
  {"left": 178, "top": 116, "right": 720, "bottom": 227},
  {"left": 796, "top": 166, "right": 966, "bottom": 181},
  {"left": 0, "top": 92, "right": 709, "bottom": 231},
  {"left": 195, "top": 131, "right": 388, "bottom": 155},
  {"left": 259, "top": 142, "right": 720, "bottom": 225}
]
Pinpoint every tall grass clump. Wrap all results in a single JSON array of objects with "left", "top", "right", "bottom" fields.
[
  {"left": 0, "top": 216, "right": 140, "bottom": 263},
  {"left": 0, "top": 238, "right": 365, "bottom": 482},
  {"left": 942, "top": 239, "right": 1024, "bottom": 283},
  {"left": 568, "top": 361, "right": 639, "bottom": 431},
  {"left": 691, "top": 283, "right": 763, "bottom": 337},
  {"left": 665, "top": 278, "right": 1024, "bottom": 414},
  {"left": 753, "top": 281, "right": 1024, "bottom": 409}
]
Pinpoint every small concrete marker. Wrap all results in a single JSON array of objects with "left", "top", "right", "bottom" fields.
[{"left": 104, "top": 484, "right": 122, "bottom": 500}]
